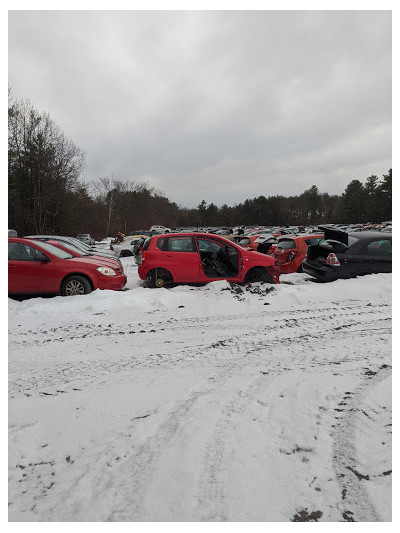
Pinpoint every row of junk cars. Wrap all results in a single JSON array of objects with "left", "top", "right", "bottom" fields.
[{"left": 8, "top": 222, "right": 392, "bottom": 297}]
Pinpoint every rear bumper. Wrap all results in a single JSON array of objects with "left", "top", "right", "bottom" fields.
[
  {"left": 302, "top": 261, "right": 338, "bottom": 281},
  {"left": 275, "top": 261, "right": 299, "bottom": 274}
]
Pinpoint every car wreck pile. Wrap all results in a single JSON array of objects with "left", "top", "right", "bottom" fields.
[{"left": 7, "top": 223, "right": 392, "bottom": 296}]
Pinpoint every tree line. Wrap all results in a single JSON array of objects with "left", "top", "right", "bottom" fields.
[{"left": 8, "top": 91, "right": 392, "bottom": 240}]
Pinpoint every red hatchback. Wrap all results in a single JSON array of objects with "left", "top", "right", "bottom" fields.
[
  {"left": 270, "top": 234, "right": 324, "bottom": 274},
  {"left": 8, "top": 238, "right": 127, "bottom": 296},
  {"left": 136, "top": 233, "right": 280, "bottom": 287}
]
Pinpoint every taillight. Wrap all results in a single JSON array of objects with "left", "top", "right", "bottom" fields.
[
  {"left": 325, "top": 253, "right": 340, "bottom": 266},
  {"left": 287, "top": 251, "right": 296, "bottom": 261},
  {"left": 110, "top": 245, "right": 114, "bottom": 251}
]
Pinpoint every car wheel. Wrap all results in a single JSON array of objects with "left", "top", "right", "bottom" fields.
[
  {"left": 297, "top": 264, "right": 303, "bottom": 273},
  {"left": 146, "top": 268, "right": 173, "bottom": 288},
  {"left": 245, "top": 267, "right": 274, "bottom": 284},
  {"left": 61, "top": 275, "right": 92, "bottom": 296}
]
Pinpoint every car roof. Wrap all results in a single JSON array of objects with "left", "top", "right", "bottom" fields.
[
  {"left": 276, "top": 233, "right": 323, "bottom": 240},
  {"left": 348, "top": 231, "right": 391, "bottom": 239},
  {"left": 152, "top": 232, "right": 229, "bottom": 238},
  {"left": 9, "top": 236, "right": 49, "bottom": 247}
]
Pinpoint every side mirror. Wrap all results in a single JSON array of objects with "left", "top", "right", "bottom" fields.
[{"left": 34, "top": 253, "right": 51, "bottom": 263}]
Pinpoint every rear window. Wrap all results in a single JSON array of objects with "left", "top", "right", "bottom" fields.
[
  {"left": 348, "top": 235, "right": 360, "bottom": 247},
  {"left": 304, "top": 237, "right": 324, "bottom": 246},
  {"left": 276, "top": 239, "right": 296, "bottom": 250}
]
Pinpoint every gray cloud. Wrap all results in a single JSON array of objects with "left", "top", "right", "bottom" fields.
[{"left": 8, "top": 10, "right": 392, "bottom": 208}]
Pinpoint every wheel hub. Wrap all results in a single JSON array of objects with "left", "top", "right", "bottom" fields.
[{"left": 65, "top": 280, "right": 85, "bottom": 295}]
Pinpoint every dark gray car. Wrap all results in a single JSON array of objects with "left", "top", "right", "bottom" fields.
[{"left": 302, "top": 227, "right": 392, "bottom": 282}]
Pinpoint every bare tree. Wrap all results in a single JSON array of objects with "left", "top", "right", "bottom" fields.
[{"left": 8, "top": 92, "right": 85, "bottom": 234}]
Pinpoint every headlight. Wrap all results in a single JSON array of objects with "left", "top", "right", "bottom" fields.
[{"left": 96, "top": 266, "right": 117, "bottom": 276}]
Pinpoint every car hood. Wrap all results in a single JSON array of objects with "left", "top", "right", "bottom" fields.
[
  {"left": 65, "top": 256, "right": 123, "bottom": 270},
  {"left": 87, "top": 255, "right": 123, "bottom": 269}
]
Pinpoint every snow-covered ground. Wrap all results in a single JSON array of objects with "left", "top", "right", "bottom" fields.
[{"left": 8, "top": 259, "right": 392, "bottom": 522}]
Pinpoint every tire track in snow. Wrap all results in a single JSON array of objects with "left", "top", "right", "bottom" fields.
[
  {"left": 331, "top": 364, "right": 392, "bottom": 522},
  {"left": 8, "top": 298, "right": 391, "bottom": 521},
  {"left": 9, "top": 305, "right": 391, "bottom": 397},
  {"left": 8, "top": 302, "right": 390, "bottom": 348}
]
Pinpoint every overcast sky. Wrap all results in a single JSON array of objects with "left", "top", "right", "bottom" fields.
[{"left": 8, "top": 9, "right": 392, "bottom": 208}]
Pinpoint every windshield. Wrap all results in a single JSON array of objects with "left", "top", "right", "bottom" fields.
[
  {"left": 67, "top": 238, "right": 91, "bottom": 251},
  {"left": 54, "top": 241, "right": 90, "bottom": 256},
  {"left": 33, "top": 240, "right": 73, "bottom": 259}
]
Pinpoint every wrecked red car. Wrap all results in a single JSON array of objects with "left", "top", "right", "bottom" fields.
[{"left": 136, "top": 233, "right": 280, "bottom": 287}]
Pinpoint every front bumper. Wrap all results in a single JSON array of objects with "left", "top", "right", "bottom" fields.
[{"left": 94, "top": 272, "right": 127, "bottom": 291}]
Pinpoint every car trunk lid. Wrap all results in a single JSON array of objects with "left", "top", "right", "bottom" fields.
[{"left": 318, "top": 226, "right": 349, "bottom": 245}]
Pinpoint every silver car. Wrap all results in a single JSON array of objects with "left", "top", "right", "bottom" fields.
[{"left": 76, "top": 233, "right": 95, "bottom": 245}]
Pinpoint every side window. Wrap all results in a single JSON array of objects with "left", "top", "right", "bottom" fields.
[
  {"left": 225, "top": 241, "right": 239, "bottom": 258},
  {"left": 167, "top": 237, "right": 195, "bottom": 252},
  {"left": 197, "top": 239, "right": 222, "bottom": 253},
  {"left": 156, "top": 237, "right": 168, "bottom": 251},
  {"left": 8, "top": 242, "right": 42, "bottom": 261},
  {"left": 367, "top": 240, "right": 391, "bottom": 257}
]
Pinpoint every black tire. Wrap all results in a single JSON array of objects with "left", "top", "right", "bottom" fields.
[
  {"left": 61, "top": 275, "right": 92, "bottom": 296},
  {"left": 297, "top": 264, "right": 303, "bottom": 273},
  {"left": 245, "top": 267, "right": 274, "bottom": 284}
]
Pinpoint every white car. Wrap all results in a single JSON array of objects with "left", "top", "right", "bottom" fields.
[
  {"left": 110, "top": 236, "right": 147, "bottom": 257},
  {"left": 76, "top": 233, "right": 95, "bottom": 245},
  {"left": 150, "top": 225, "right": 171, "bottom": 233}
]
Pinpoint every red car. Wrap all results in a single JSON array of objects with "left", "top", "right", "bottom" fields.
[
  {"left": 136, "top": 233, "right": 280, "bottom": 287},
  {"left": 44, "top": 239, "right": 122, "bottom": 270},
  {"left": 270, "top": 234, "right": 324, "bottom": 274},
  {"left": 8, "top": 238, "right": 127, "bottom": 296}
]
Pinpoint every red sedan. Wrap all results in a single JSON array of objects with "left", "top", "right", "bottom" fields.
[
  {"left": 44, "top": 239, "right": 122, "bottom": 270},
  {"left": 136, "top": 233, "right": 280, "bottom": 287},
  {"left": 8, "top": 238, "right": 127, "bottom": 296}
]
